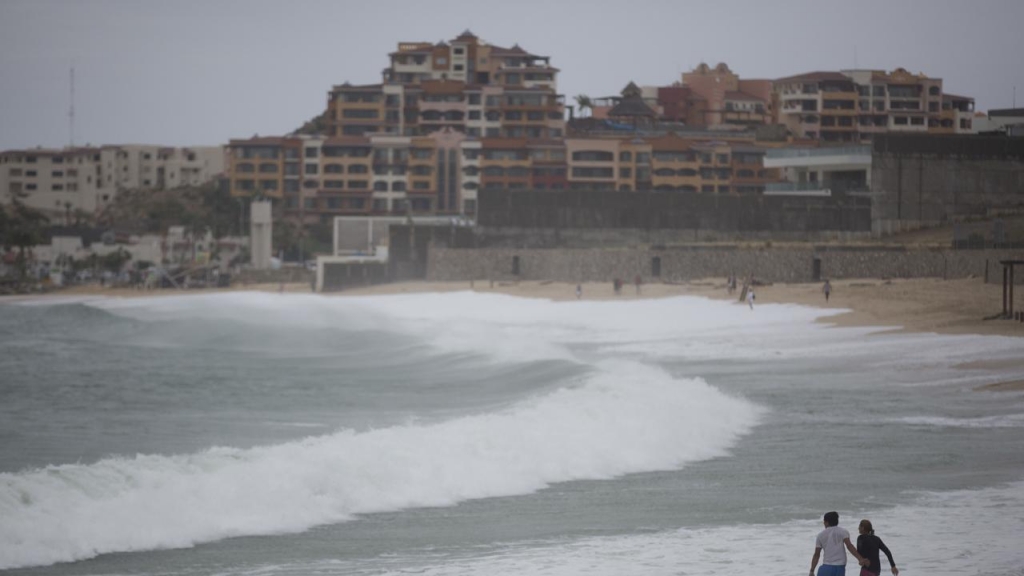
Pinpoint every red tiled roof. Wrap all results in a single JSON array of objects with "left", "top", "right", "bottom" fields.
[
  {"left": 228, "top": 136, "right": 299, "bottom": 146},
  {"left": 490, "top": 43, "right": 539, "bottom": 57},
  {"left": 774, "top": 71, "right": 849, "bottom": 84},
  {"left": 330, "top": 82, "right": 383, "bottom": 92}
]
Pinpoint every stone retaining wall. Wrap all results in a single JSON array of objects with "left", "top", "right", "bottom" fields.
[{"left": 427, "top": 246, "right": 1024, "bottom": 284}]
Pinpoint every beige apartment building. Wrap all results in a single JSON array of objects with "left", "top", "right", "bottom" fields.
[
  {"left": 228, "top": 129, "right": 782, "bottom": 222},
  {"left": 774, "top": 68, "right": 975, "bottom": 142},
  {"left": 0, "top": 145, "right": 225, "bottom": 218},
  {"left": 325, "top": 30, "right": 564, "bottom": 140}
]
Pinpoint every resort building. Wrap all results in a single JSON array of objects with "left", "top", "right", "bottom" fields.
[
  {"left": 228, "top": 128, "right": 782, "bottom": 222},
  {"left": 0, "top": 145, "right": 225, "bottom": 218},
  {"left": 326, "top": 30, "right": 565, "bottom": 140},
  {"left": 590, "top": 63, "right": 772, "bottom": 129},
  {"left": 773, "top": 68, "right": 976, "bottom": 142}
]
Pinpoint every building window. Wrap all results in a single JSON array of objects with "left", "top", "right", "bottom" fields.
[
  {"left": 571, "top": 150, "right": 614, "bottom": 162},
  {"left": 620, "top": 167, "right": 632, "bottom": 178},
  {"left": 342, "top": 108, "right": 379, "bottom": 119},
  {"left": 304, "top": 147, "right": 319, "bottom": 158},
  {"left": 51, "top": 184, "right": 64, "bottom": 191},
  {"left": 571, "top": 167, "right": 614, "bottom": 178},
  {"left": 26, "top": 170, "right": 37, "bottom": 177},
  {"left": 305, "top": 163, "right": 319, "bottom": 175}
]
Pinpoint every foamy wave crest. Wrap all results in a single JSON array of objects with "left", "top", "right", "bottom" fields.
[
  {"left": 301, "top": 481, "right": 1024, "bottom": 576},
  {"left": 897, "top": 413, "right": 1024, "bottom": 428},
  {"left": 0, "top": 360, "right": 762, "bottom": 569}
]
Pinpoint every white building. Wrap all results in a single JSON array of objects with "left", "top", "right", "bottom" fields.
[
  {"left": 0, "top": 144, "right": 225, "bottom": 218},
  {"left": 763, "top": 146, "right": 872, "bottom": 195}
]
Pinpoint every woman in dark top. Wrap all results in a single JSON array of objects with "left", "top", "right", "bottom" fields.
[{"left": 856, "top": 519, "right": 899, "bottom": 576}]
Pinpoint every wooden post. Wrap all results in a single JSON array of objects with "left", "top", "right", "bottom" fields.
[
  {"left": 1007, "top": 264, "right": 1015, "bottom": 317},
  {"left": 1004, "top": 266, "right": 1009, "bottom": 318}
]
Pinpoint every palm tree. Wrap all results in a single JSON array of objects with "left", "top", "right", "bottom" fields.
[
  {"left": 0, "top": 197, "right": 50, "bottom": 279},
  {"left": 574, "top": 94, "right": 593, "bottom": 118}
]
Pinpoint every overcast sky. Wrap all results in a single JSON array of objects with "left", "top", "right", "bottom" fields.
[{"left": 1, "top": 0, "right": 1022, "bottom": 151}]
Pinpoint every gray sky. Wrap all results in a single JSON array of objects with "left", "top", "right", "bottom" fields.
[{"left": 1, "top": 0, "right": 1022, "bottom": 151}]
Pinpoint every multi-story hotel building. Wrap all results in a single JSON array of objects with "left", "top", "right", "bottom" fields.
[
  {"left": 0, "top": 145, "right": 225, "bottom": 218},
  {"left": 592, "top": 64, "right": 772, "bottom": 129},
  {"left": 227, "top": 128, "right": 781, "bottom": 223},
  {"left": 774, "top": 68, "right": 976, "bottom": 142},
  {"left": 325, "top": 30, "right": 564, "bottom": 140}
]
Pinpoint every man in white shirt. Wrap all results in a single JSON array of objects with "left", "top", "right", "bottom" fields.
[{"left": 810, "top": 511, "right": 868, "bottom": 576}]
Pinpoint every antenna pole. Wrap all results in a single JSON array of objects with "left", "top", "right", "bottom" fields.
[{"left": 69, "top": 67, "right": 75, "bottom": 147}]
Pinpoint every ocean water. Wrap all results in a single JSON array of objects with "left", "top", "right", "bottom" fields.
[{"left": 1, "top": 291, "right": 1023, "bottom": 576}]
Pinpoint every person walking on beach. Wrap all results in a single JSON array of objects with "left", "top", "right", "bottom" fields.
[
  {"left": 823, "top": 279, "right": 832, "bottom": 302},
  {"left": 810, "top": 511, "right": 869, "bottom": 576},
  {"left": 856, "top": 519, "right": 898, "bottom": 576},
  {"left": 746, "top": 286, "right": 755, "bottom": 309},
  {"left": 575, "top": 284, "right": 582, "bottom": 300}
]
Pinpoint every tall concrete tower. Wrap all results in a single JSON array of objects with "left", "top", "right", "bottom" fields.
[{"left": 250, "top": 200, "right": 273, "bottom": 269}]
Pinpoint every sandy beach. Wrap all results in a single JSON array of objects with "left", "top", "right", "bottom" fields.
[
  {"left": 7, "top": 275, "right": 1024, "bottom": 389},
  {"left": 12, "top": 275, "right": 1020, "bottom": 337}
]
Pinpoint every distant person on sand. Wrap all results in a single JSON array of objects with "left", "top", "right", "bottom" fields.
[
  {"left": 747, "top": 287, "right": 755, "bottom": 309},
  {"left": 634, "top": 274, "right": 642, "bottom": 295},
  {"left": 575, "top": 284, "right": 582, "bottom": 300},
  {"left": 856, "top": 519, "right": 898, "bottom": 576},
  {"left": 810, "top": 511, "right": 869, "bottom": 576},
  {"left": 823, "top": 279, "right": 832, "bottom": 302}
]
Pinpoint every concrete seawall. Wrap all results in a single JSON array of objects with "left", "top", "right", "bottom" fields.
[{"left": 427, "top": 246, "right": 1024, "bottom": 284}]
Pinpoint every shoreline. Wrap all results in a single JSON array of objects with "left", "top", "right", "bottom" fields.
[
  {"left": 5, "top": 276, "right": 1024, "bottom": 390},
  {"left": 6, "top": 276, "right": 1023, "bottom": 338}
]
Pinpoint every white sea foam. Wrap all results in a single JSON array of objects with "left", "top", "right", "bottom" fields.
[
  {"left": 10, "top": 291, "right": 1024, "bottom": 571},
  {"left": 255, "top": 481, "right": 1024, "bottom": 576},
  {"left": 897, "top": 413, "right": 1024, "bottom": 428},
  {"left": 0, "top": 360, "right": 763, "bottom": 569},
  {"left": 77, "top": 291, "right": 1024, "bottom": 367}
]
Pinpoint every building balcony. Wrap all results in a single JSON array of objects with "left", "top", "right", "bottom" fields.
[
  {"left": 763, "top": 146, "right": 870, "bottom": 169},
  {"left": 763, "top": 182, "right": 833, "bottom": 196}
]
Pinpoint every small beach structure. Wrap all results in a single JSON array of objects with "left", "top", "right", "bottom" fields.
[{"left": 1000, "top": 259, "right": 1024, "bottom": 320}]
